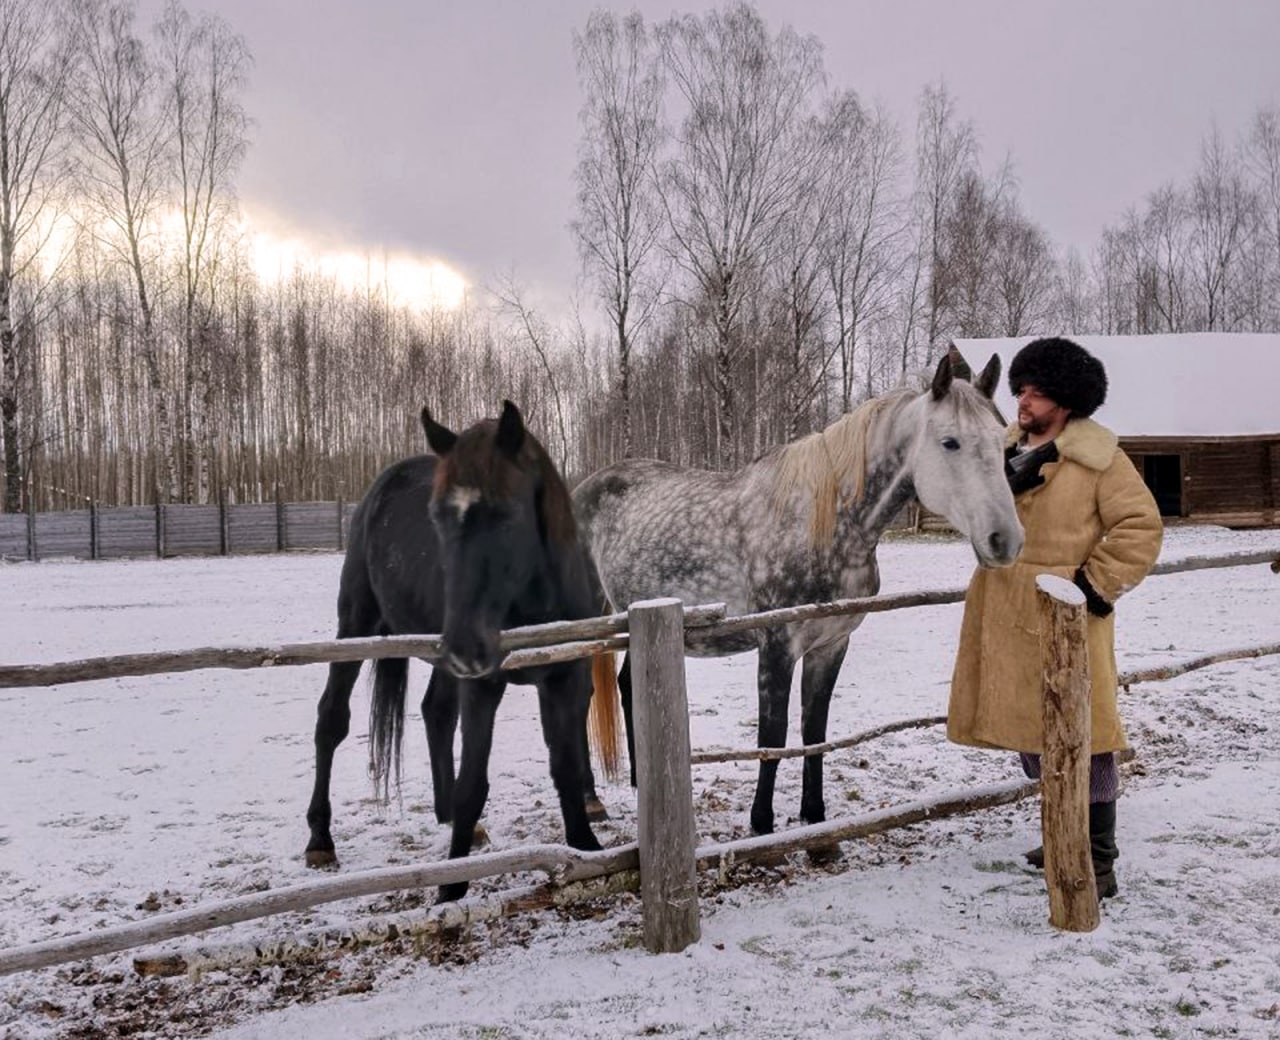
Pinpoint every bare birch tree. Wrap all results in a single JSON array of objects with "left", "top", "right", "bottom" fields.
[
  {"left": 70, "top": 0, "right": 179, "bottom": 500},
  {"left": 156, "top": 0, "right": 249, "bottom": 501},
  {"left": 823, "top": 94, "right": 905, "bottom": 410},
  {"left": 0, "top": 0, "right": 76, "bottom": 512},
  {"left": 914, "top": 81, "right": 976, "bottom": 359},
  {"left": 657, "top": 3, "right": 823, "bottom": 467},
  {"left": 571, "top": 10, "right": 665, "bottom": 460},
  {"left": 1190, "top": 124, "right": 1255, "bottom": 331}
]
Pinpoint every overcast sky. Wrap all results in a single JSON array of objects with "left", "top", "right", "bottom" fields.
[{"left": 153, "top": 0, "right": 1280, "bottom": 301}]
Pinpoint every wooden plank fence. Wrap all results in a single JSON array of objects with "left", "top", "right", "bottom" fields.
[
  {"left": 0, "top": 549, "right": 1276, "bottom": 975},
  {"left": 0, "top": 499, "right": 356, "bottom": 561}
]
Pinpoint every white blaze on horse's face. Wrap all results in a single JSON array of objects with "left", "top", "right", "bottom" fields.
[
  {"left": 912, "top": 383, "right": 1024, "bottom": 568},
  {"left": 446, "top": 485, "right": 482, "bottom": 521}
]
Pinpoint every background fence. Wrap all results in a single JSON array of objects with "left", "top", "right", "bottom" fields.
[{"left": 0, "top": 499, "right": 359, "bottom": 561}]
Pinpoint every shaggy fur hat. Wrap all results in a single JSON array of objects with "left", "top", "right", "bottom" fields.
[{"left": 1007, "top": 337, "right": 1107, "bottom": 418}]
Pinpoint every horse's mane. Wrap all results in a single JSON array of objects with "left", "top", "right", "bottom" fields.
[
  {"left": 434, "top": 420, "right": 577, "bottom": 545},
  {"left": 769, "top": 386, "right": 916, "bottom": 548}
]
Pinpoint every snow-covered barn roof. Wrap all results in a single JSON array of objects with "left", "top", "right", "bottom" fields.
[{"left": 953, "top": 333, "right": 1280, "bottom": 438}]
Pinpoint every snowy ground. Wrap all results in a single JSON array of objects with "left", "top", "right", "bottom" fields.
[{"left": 1, "top": 524, "right": 1279, "bottom": 1039}]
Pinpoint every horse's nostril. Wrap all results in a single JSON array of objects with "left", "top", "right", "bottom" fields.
[{"left": 989, "top": 531, "right": 1006, "bottom": 557}]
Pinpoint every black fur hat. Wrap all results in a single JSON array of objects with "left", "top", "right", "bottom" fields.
[{"left": 1007, "top": 337, "right": 1107, "bottom": 418}]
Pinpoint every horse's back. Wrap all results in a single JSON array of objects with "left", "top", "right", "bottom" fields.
[{"left": 574, "top": 458, "right": 751, "bottom": 619}]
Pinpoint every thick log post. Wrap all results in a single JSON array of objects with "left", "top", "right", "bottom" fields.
[
  {"left": 628, "top": 597, "right": 701, "bottom": 953},
  {"left": 1035, "top": 574, "right": 1100, "bottom": 932}
]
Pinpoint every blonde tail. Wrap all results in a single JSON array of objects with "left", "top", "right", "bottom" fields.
[{"left": 588, "top": 651, "right": 624, "bottom": 782}]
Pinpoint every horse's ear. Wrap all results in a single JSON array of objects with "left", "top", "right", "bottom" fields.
[
  {"left": 931, "top": 353, "right": 954, "bottom": 400},
  {"left": 945, "top": 342, "right": 972, "bottom": 382},
  {"left": 496, "top": 400, "right": 525, "bottom": 457},
  {"left": 421, "top": 407, "right": 457, "bottom": 456},
  {"left": 974, "top": 353, "right": 1002, "bottom": 399}
]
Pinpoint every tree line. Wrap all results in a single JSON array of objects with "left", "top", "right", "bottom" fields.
[{"left": 3, "top": 0, "right": 1278, "bottom": 513}]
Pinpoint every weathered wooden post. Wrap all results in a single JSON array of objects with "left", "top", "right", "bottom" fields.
[
  {"left": 1035, "top": 574, "right": 1100, "bottom": 932},
  {"left": 628, "top": 597, "right": 701, "bottom": 953},
  {"left": 155, "top": 501, "right": 167, "bottom": 558},
  {"left": 88, "top": 498, "right": 100, "bottom": 561},
  {"left": 275, "top": 484, "right": 286, "bottom": 552},
  {"left": 25, "top": 486, "right": 36, "bottom": 561},
  {"left": 218, "top": 489, "right": 230, "bottom": 556}
]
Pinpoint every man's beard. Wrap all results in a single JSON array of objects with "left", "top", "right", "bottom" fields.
[{"left": 1018, "top": 411, "right": 1051, "bottom": 436}]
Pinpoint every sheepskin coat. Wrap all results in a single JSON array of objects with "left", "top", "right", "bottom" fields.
[{"left": 947, "top": 417, "right": 1163, "bottom": 753}]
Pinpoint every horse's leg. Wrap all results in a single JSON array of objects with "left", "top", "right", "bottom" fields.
[
  {"left": 618, "top": 651, "right": 637, "bottom": 788},
  {"left": 437, "top": 677, "right": 505, "bottom": 904},
  {"left": 421, "top": 668, "right": 458, "bottom": 825},
  {"left": 799, "top": 637, "right": 849, "bottom": 826},
  {"left": 538, "top": 665, "right": 603, "bottom": 852},
  {"left": 305, "top": 659, "right": 363, "bottom": 868},
  {"left": 750, "top": 633, "right": 797, "bottom": 836}
]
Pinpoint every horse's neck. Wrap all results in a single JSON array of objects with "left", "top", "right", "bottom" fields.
[
  {"left": 848, "top": 393, "right": 921, "bottom": 540},
  {"left": 519, "top": 538, "right": 593, "bottom": 622}
]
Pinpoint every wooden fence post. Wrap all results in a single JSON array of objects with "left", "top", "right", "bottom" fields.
[
  {"left": 275, "top": 484, "right": 286, "bottom": 552},
  {"left": 1035, "top": 574, "right": 1100, "bottom": 932},
  {"left": 25, "top": 489, "right": 36, "bottom": 561},
  {"left": 155, "top": 501, "right": 167, "bottom": 558},
  {"left": 628, "top": 597, "right": 701, "bottom": 953},
  {"left": 219, "top": 490, "right": 229, "bottom": 556},
  {"left": 89, "top": 499, "right": 99, "bottom": 561}
]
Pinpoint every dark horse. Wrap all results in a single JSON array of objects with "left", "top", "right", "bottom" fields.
[
  {"left": 574, "top": 351, "right": 1022, "bottom": 838},
  {"left": 305, "top": 401, "right": 621, "bottom": 903}
]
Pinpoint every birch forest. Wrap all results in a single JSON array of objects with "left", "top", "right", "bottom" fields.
[{"left": 3, "top": 0, "right": 1279, "bottom": 511}]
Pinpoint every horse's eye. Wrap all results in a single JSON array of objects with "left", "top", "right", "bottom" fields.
[{"left": 941, "top": 437, "right": 961, "bottom": 452}]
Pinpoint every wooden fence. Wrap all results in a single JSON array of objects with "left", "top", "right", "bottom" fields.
[
  {"left": 0, "top": 498, "right": 358, "bottom": 561},
  {"left": 0, "top": 549, "right": 1276, "bottom": 975}
]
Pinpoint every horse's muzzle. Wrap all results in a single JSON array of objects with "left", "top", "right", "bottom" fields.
[
  {"left": 441, "top": 628, "right": 503, "bottom": 678},
  {"left": 975, "top": 527, "right": 1024, "bottom": 568}
]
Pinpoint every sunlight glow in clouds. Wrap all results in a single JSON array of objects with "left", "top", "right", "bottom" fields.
[{"left": 244, "top": 217, "right": 469, "bottom": 313}]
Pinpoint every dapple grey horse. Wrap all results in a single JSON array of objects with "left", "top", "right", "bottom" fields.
[{"left": 574, "top": 352, "right": 1023, "bottom": 836}]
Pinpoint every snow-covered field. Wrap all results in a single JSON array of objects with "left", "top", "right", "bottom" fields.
[{"left": 2, "top": 524, "right": 1279, "bottom": 1039}]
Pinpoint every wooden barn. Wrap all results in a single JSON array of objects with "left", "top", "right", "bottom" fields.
[{"left": 955, "top": 333, "right": 1280, "bottom": 528}]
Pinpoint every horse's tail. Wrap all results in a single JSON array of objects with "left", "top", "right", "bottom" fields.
[
  {"left": 589, "top": 651, "right": 624, "bottom": 783},
  {"left": 369, "top": 656, "right": 409, "bottom": 803}
]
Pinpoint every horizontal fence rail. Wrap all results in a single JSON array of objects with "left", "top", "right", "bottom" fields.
[{"left": 3, "top": 549, "right": 1276, "bottom": 691}]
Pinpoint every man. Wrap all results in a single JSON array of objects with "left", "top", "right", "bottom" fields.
[{"left": 947, "top": 336, "right": 1163, "bottom": 899}]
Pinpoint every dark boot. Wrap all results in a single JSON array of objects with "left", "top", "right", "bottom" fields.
[
  {"left": 1025, "top": 801, "right": 1118, "bottom": 897},
  {"left": 1090, "top": 799, "right": 1119, "bottom": 899}
]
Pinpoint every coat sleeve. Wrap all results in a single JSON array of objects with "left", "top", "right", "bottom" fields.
[{"left": 1080, "top": 449, "right": 1163, "bottom": 607}]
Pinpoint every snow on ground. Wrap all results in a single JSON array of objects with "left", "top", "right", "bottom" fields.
[{"left": 1, "top": 524, "right": 1279, "bottom": 1038}]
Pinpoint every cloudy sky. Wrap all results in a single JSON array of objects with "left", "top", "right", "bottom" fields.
[{"left": 151, "top": 0, "right": 1280, "bottom": 302}]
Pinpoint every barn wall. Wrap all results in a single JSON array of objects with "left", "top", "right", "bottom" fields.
[{"left": 1121, "top": 435, "right": 1279, "bottom": 527}]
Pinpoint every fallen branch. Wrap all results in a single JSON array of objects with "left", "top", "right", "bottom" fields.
[
  {"left": 0, "top": 843, "right": 638, "bottom": 977},
  {"left": 694, "top": 778, "right": 1038, "bottom": 870},
  {"left": 134, "top": 871, "right": 643, "bottom": 979},
  {"left": 1118, "top": 643, "right": 1280, "bottom": 689},
  {"left": 133, "top": 778, "right": 1037, "bottom": 978},
  {"left": 691, "top": 715, "right": 947, "bottom": 765}
]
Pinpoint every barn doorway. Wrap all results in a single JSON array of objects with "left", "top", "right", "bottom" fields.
[{"left": 1142, "top": 454, "right": 1183, "bottom": 517}]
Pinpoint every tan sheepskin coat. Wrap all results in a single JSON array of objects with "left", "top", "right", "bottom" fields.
[{"left": 947, "top": 417, "right": 1163, "bottom": 754}]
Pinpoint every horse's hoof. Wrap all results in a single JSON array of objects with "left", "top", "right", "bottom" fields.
[
  {"left": 807, "top": 843, "right": 843, "bottom": 866},
  {"left": 749, "top": 847, "right": 790, "bottom": 869},
  {"left": 472, "top": 822, "right": 490, "bottom": 848},
  {"left": 305, "top": 848, "right": 338, "bottom": 869},
  {"left": 436, "top": 882, "right": 468, "bottom": 905},
  {"left": 585, "top": 796, "right": 609, "bottom": 822}
]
